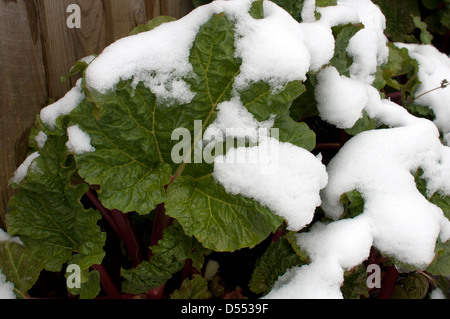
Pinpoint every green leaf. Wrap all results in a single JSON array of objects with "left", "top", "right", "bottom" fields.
[
  {"left": 339, "top": 190, "right": 365, "bottom": 219},
  {"left": 330, "top": 23, "right": 364, "bottom": 76},
  {"left": 427, "top": 239, "right": 450, "bottom": 276},
  {"left": 69, "top": 95, "right": 172, "bottom": 215},
  {"left": 61, "top": 57, "right": 95, "bottom": 83},
  {"left": 412, "top": 15, "right": 433, "bottom": 45},
  {"left": 372, "top": 0, "right": 421, "bottom": 42},
  {"left": 166, "top": 176, "right": 283, "bottom": 251},
  {"left": 170, "top": 274, "right": 212, "bottom": 299},
  {"left": 239, "top": 80, "right": 315, "bottom": 150},
  {"left": 249, "top": 237, "right": 307, "bottom": 295},
  {"left": 344, "top": 111, "right": 377, "bottom": 136},
  {"left": 289, "top": 76, "right": 319, "bottom": 121},
  {"left": 249, "top": 0, "right": 264, "bottom": 19},
  {"left": 270, "top": 0, "right": 304, "bottom": 22},
  {"left": 315, "top": 0, "right": 337, "bottom": 7},
  {"left": 121, "top": 222, "right": 208, "bottom": 294},
  {"left": 0, "top": 241, "right": 43, "bottom": 299},
  {"left": 6, "top": 135, "right": 105, "bottom": 272},
  {"left": 129, "top": 16, "right": 177, "bottom": 36},
  {"left": 192, "top": 0, "right": 213, "bottom": 8},
  {"left": 66, "top": 266, "right": 101, "bottom": 299},
  {"left": 391, "top": 273, "right": 430, "bottom": 299},
  {"left": 70, "top": 12, "right": 313, "bottom": 253},
  {"left": 341, "top": 264, "right": 370, "bottom": 299}
]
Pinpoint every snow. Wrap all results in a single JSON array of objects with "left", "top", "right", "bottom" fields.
[
  {"left": 10, "top": 152, "right": 40, "bottom": 185},
  {"left": 0, "top": 229, "right": 21, "bottom": 299},
  {"left": 337, "top": 0, "right": 389, "bottom": 84},
  {"left": 265, "top": 217, "right": 373, "bottom": 299},
  {"left": 40, "top": 79, "right": 85, "bottom": 129},
  {"left": 34, "top": 131, "right": 47, "bottom": 149},
  {"left": 316, "top": 66, "right": 368, "bottom": 128},
  {"left": 66, "top": 125, "right": 95, "bottom": 155},
  {"left": 263, "top": 0, "right": 450, "bottom": 299},
  {"left": 395, "top": 43, "right": 450, "bottom": 145},
  {"left": 430, "top": 288, "right": 446, "bottom": 299},
  {"left": 213, "top": 136, "right": 328, "bottom": 231}
]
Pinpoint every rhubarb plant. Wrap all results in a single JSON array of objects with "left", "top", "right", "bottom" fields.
[{"left": 1, "top": 0, "right": 450, "bottom": 299}]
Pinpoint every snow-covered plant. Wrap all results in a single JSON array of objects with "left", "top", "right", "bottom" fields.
[{"left": 1, "top": 0, "right": 449, "bottom": 299}]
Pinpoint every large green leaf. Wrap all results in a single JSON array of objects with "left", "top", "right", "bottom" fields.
[
  {"left": 6, "top": 135, "right": 105, "bottom": 272},
  {"left": 69, "top": 93, "right": 172, "bottom": 214},
  {"left": 166, "top": 176, "right": 283, "bottom": 251},
  {"left": 69, "top": 10, "right": 313, "bottom": 252},
  {"left": 0, "top": 241, "right": 43, "bottom": 299},
  {"left": 121, "top": 222, "right": 208, "bottom": 294}
]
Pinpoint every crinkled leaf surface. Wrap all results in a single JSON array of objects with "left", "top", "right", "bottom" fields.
[
  {"left": 0, "top": 241, "right": 43, "bottom": 299},
  {"left": 121, "top": 222, "right": 209, "bottom": 294},
  {"left": 170, "top": 274, "right": 212, "bottom": 299},
  {"left": 70, "top": 11, "right": 313, "bottom": 251},
  {"left": 249, "top": 237, "right": 307, "bottom": 295},
  {"left": 166, "top": 176, "right": 283, "bottom": 251},
  {"left": 6, "top": 135, "right": 105, "bottom": 272}
]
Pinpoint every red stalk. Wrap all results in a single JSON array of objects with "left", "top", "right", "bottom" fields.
[
  {"left": 92, "top": 264, "right": 121, "bottom": 299},
  {"left": 110, "top": 209, "right": 144, "bottom": 267},
  {"left": 85, "top": 190, "right": 143, "bottom": 267},
  {"left": 377, "top": 265, "right": 399, "bottom": 299},
  {"left": 85, "top": 190, "right": 120, "bottom": 235},
  {"left": 148, "top": 203, "right": 172, "bottom": 259}
]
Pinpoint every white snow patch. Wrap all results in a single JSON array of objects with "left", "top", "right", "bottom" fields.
[
  {"left": 40, "top": 79, "right": 85, "bottom": 129},
  {"left": 0, "top": 229, "right": 22, "bottom": 299},
  {"left": 11, "top": 152, "right": 40, "bottom": 185},
  {"left": 395, "top": 43, "right": 450, "bottom": 145},
  {"left": 213, "top": 137, "right": 328, "bottom": 231},
  {"left": 66, "top": 125, "right": 95, "bottom": 155},
  {"left": 34, "top": 131, "right": 47, "bottom": 149}
]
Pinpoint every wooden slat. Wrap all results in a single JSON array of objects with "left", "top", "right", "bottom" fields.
[
  {"left": 38, "top": 0, "right": 108, "bottom": 99},
  {"left": 0, "top": 0, "right": 48, "bottom": 229},
  {"left": 161, "top": 0, "right": 194, "bottom": 18}
]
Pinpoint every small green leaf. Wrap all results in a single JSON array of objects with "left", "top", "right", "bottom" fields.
[
  {"left": 121, "top": 223, "right": 208, "bottom": 294},
  {"left": 170, "top": 274, "right": 212, "bottom": 299},
  {"left": 249, "top": 0, "right": 264, "bottom": 19},
  {"left": 391, "top": 273, "right": 430, "bottom": 299},
  {"left": 427, "top": 239, "right": 450, "bottom": 276},
  {"left": 249, "top": 237, "right": 307, "bottom": 294},
  {"left": 341, "top": 264, "right": 370, "bottom": 299},
  {"left": 330, "top": 23, "right": 364, "bottom": 76},
  {"left": 129, "top": 16, "right": 177, "bottom": 36},
  {"left": 339, "top": 190, "right": 365, "bottom": 219},
  {"left": 412, "top": 15, "right": 433, "bottom": 45},
  {"left": 61, "top": 57, "right": 95, "bottom": 83},
  {"left": 344, "top": 111, "right": 377, "bottom": 136},
  {"left": 270, "top": 0, "right": 304, "bottom": 22}
]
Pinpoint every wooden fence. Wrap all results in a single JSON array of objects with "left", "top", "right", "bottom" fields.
[{"left": 0, "top": 0, "right": 194, "bottom": 228}]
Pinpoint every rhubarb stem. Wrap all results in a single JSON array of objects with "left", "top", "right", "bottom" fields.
[
  {"left": 92, "top": 264, "right": 121, "bottom": 299},
  {"left": 377, "top": 265, "right": 399, "bottom": 299}
]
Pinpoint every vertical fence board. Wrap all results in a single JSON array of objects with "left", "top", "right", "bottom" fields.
[
  {"left": 38, "top": 0, "right": 108, "bottom": 99},
  {"left": 0, "top": 0, "right": 48, "bottom": 228},
  {"left": 161, "top": 0, "right": 193, "bottom": 18}
]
